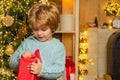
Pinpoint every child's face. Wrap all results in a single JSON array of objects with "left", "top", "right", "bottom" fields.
[{"left": 32, "top": 26, "right": 52, "bottom": 42}]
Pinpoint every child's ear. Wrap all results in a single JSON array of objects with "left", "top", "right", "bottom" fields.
[{"left": 52, "top": 29, "right": 55, "bottom": 33}]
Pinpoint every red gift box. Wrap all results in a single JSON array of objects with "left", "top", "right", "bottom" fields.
[
  {"left": 18, "top": 49, "right": 42, "bottom": 80},
  {"left": 65, "top": 56, "right": 75, "bottom": 80}
]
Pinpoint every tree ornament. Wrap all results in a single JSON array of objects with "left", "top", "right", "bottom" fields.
[
  {"left": 0, "top": 68, "right": 11, "bottom": 75},
  {"left": 2, "top": 15, "right": 14, "bottom": 27},
  {"left": 94, "top": 16, "right": 98, "bottom": 27},
  {"left": 5, "top": 44, "right": 14, "bottom": 56},
  {"left": 17, "top": 24, "right": 27, "bottom": 38},
  {"left": 8, "top": 0, "right": 13, "bottom": 9}
]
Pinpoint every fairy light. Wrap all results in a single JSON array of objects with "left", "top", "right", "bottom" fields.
[
  {"left": 108, "top": 19, "right": 113, "bottom": 29},
  {"left": 104, "top": 0, "right": 120, "bottom": 16},
  {"left": 78, "top": 30, "right": 94, "bottom": 80},
  {"left": 41, "top": 0, "right": 48, "bottom": 4}
]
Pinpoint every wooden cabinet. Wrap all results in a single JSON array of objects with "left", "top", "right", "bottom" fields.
[{"left": 54, "top": 0, "right": 79, "bottom": 80}]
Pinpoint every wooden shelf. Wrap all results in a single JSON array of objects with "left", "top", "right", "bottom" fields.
[{"left": 56, "top": 0, "right": 79, "bottom": 80}]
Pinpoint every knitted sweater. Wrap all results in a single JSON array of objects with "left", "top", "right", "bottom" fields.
[{"left": 9, "top": 36, "right": 66, "bottom": 79}]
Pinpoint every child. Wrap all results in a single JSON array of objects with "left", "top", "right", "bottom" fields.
[{"left": 9, "top": 1, "right": 66, "bottom": 80}]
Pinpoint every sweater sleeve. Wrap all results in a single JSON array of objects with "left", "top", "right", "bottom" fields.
[
  {"left": 9, "top": 41, "right": 27, "bottom": 69},
  {"left": 37, "top": 44, "right": 66, "bottom": 79}
]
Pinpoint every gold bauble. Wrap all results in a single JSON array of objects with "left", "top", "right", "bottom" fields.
[
  {"left": 17, "top": 25, "right": 27, "bottom": 38},
  {"left": 3, "top": 15, "right": 14, "bottom": 27},
  {"left": 5, "top": 45, "right": 14, "bottom": 56},
  {"left": 0, "top": 68, "right": 10, "bottom": 74}
]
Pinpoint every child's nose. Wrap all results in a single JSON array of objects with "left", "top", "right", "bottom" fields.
[{"left": 37, "top": 30, "right": 42, "bottom": 35}]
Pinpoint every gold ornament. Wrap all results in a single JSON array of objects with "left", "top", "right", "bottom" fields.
[
  {"left": 2, "top": 15, "right": 14, "bottom": 27},
  {"left": 5, "top": 44, "right": 14, "bottom": 56},
  {"left": 8, "top": 0, "right": 13, "bottom": 9},
  {"left": 17, "top": 24, "right": 27, "bottom": 38}
]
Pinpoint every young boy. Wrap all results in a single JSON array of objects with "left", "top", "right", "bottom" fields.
[{"left": 9, "top": 2, "right": 66, "bottom": 80}]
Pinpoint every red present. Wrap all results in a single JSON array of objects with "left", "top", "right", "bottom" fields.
[
  {"left": 18, "top": 49, "right": 42, "bottom": 80},
  {"left": 65, "top": 56, "right": 75, "bottom": 80}
]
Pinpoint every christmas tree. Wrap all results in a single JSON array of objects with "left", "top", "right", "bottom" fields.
[
  {"left": 0, "top": 0, "right": 45, "bottom": 79},
  {"left": 94, "top": 16, "right": 98, "bottom": 27}
]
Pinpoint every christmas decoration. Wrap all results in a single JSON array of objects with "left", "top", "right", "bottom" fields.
[
  {"left": 5, "top": 44, "right": 14, "bottom": 56},
  {"left": 0, "top": 0, "right": 47, "bottom": 80},
  {"left": 2, "top": 15, "right": 14, "bottom": 27},
  {"left": 104, "top": 0, "right": 120, "bottom": 16},
  {"left": 65, "top": 56, "right": 75, "bottom": 80},
  {"left": 94, "top": 16, "right": 98, "bottom": 27},
  {"left": 78, "top": 30, "right": 94, "bottom": 80}
]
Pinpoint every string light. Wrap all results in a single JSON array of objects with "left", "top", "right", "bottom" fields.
[
  {"left": 41, "top": 0, "right": 48, "bottom": 4},
  {"left": 78, "top": 30, "right": 94, "bottom": 80},
  {"left": 104, "top": 0, "right": 120, "bottom": 16}
]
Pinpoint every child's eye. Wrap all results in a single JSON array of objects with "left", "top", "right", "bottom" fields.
[{"left": 41, "top": 29, "right": 47, "bottom": 31}]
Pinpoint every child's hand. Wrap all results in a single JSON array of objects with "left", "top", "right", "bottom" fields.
[
  {"left": 28, "top": 58, "right": 42, "bottom": 75},
  {"left": 22, "top": 51, "right": 32, "bottom": 58}
]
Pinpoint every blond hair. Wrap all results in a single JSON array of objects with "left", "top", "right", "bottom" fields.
[{"left": 27, "top": 2, "right": 60, "bottom": 33}]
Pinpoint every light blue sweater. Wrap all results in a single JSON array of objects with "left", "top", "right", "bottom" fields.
[{"left": 9, "top": 36, "right": 66, "bottom": 79}]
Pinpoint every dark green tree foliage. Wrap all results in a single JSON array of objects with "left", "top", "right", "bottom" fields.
[{"left": 94, "top": 16, "right": 98, "bottom": 27}]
